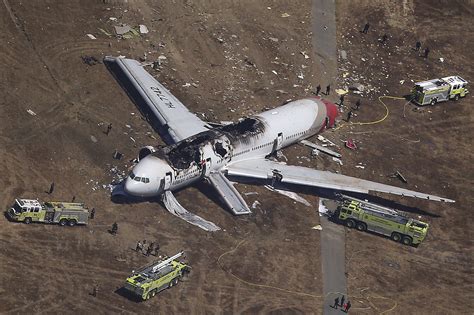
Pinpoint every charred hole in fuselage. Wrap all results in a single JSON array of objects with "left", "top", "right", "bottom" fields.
[
  {"left": 214, "top": 141, "right": 227, "bottom": 158},
  {"left": 220, "top": 117, "right": 266, "bottom": 145}
]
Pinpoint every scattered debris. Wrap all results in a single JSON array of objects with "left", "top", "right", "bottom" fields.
[
  {"left": 399, "top": 79, "right": 405, "bottom": 85},
  {"left": 81, "top": 56, "right": 100, "bottom": 66},
  {"left": 439, "top": 57, "right": 444, "bottom": 63},
  {"left": 109, "top": 17, "right": 117, "bottom": 21},
  {"left": 90, "top": 135, "right": 98, "bottom": 143},
  {"left": 86, "top": 34, "right": 96, "bottom": 40},
  {"left": 318, "top": 199, "right": 330, "bottom": 216},
  {"left": 312, "top": 225, "right": 323, "bottom": 230},
  {"left": 339, "top": 50, "right": 347, "bottom": 60},
  {"left": 317, "top": 135, "right": 336, "bottom": 147},
  {"left": 336, "top": 88, "right": 348, "bottom": 95},
  {"left": 389, "top": 170, "right": 408, "bottom": 183},
  {"left": 349, "top": 83, "right": 365, "bottom": 92},
  {"left": 281, "top": 13, "right": 290, "bottom": 18},
  {"left": 114, "top": 24, "right": 132, "bottom": 35},
  {"left": 344, "top": 139, "right": 357, "bottom": 150},
  {"left": 272, "top": 70, "right": 278, "bottom": 75},
  {"left": 264, "top": 185, "right": 311, "bottom": 207},
  {"left": 244, "top": 192, "right": 258, "bottom": 196},
  {"left": 332, "top": 157, "right": 343, "bottom": 166},
  {"left": 139, "top": 24, "right": 149, "bottom": 34},
  {"left": 355, "top": 165, "right": 365, "bottom": 169},
  {"left": 269, "top": 37, "right": 279, "bottom": 42},
  {"left": 301, "top": 140, "right": 342, "bottom": 158},
  {"left": 300, "top": 51, "right": 310, "bottom": 59},
  {"left": 98, "top": 28, "right": 112, "bottom": 37},
  {"left": 251, "top": 201, "right": 261, "bottom": 209},
  {"left": 113, "top": 150, "right": 123, "bottom": 160},
  {"left": 26, "top": 109, "right": 36, "bottom": 116}
]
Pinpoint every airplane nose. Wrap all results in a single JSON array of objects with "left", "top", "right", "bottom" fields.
[
  {"left": 124, "top": 177, "right": 141, "bottom": 196},
  {"left": 322, "top": 99, "right": 339, "bottom": 127}
]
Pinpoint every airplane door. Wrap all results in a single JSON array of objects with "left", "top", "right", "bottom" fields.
[
  {"left": 276, "top": 132, "right": 283, "bottom": 150},
  {"left": 203, "top": 158, "right": 212, "bottom": 177},
  {"left": 164, "top": 172, "right": 172, "bottom": 190}
]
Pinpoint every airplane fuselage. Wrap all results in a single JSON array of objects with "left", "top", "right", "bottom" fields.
[{"left": 124, "top": 97, "right": 338, "bottom": 197}]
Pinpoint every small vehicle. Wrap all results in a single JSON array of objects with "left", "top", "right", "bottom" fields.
[
  {"left": 7, "top": 198, "right": 89, "bottom": 226},
  {"left": 412, "top": 75, "right": 469, "bottom": 106},
  {"left": 329, "top": 195, "right": 429, "bottom": 246},
  {"left": 123, "top": 251, "right": 190, "bottom": 300}
]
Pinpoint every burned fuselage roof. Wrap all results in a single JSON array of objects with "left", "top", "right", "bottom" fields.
[{"left": 154, "top": 117, "right": 267, "bottom": 170}]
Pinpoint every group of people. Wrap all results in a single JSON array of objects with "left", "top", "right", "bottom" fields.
[
  {"left": 332, "top": 295, "right": 351, "bottom": 312},
  {"left": 135, "top": 240, "right": 160, "bottom": 256}
]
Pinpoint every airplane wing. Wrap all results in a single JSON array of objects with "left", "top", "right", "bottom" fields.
[
  {"left": 105, "top": 56, "right": 210, "bottom": 143},
  {"left": 224, "top": 159, "right": 455, "bottom": 203}
]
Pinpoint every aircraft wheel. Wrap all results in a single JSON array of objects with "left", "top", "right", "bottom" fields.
[
  {"left": 59, "top": 219, "right": 68, "bottom": 226},
  {"left": 345, "top": 219, "right": 356, "bottom": 229},
  {"left": 391, "top": 232, "right": 402, "bottom": 242},
  {"left": 402, "top": 236, "right": 413, "bottom": 246},
  {"left": 68, "top": 219, "right": 77, "bottom": 227},
  {"left": 24, "top": 217, "right": 32, "bottom": 224},
  {"left": 356, "top": 222, "right": 367, "bottom": 231}
]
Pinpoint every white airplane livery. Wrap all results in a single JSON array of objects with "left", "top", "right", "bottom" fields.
[{"left": 105, "top": 57, "right": 454, "bottom": 231}]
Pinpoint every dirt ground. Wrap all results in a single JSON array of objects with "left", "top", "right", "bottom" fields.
[{"left": 0, "top": 0, "right": 472, "bottom": 314}]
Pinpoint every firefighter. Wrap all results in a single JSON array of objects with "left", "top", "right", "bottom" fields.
[
  {"left": 381, "top": 33, "right": 388, "bottom": 44},
  {"left": 346, "top": 110, "right": 353, "bottom": 122},
  {"left": 153, "top": 243, "right": 160, "bottom": 256},
  {"left": 146, "top": 243, "right": 154, "bottom": 256},
  {"left": 344, "top": 300, "right": 352, "bottom": 313},
  {"left": 424, "top": 47, "right": 430, "bottom": 58},
  {"left": 316, "top": 84, "right": 321, "bottom": 95},
  {"left": 355, "top": 99, "right": 361, "bottom": 110},
  {"left": 136, "top": 241, "right": 143, "bottom": 252},
  {"left": 341, "top": 295, "right": 345, "bottom": 310},
  {"left": 71, "top": 196, "right": 76, "bottom": 202},
  {"left": 333, "top": 296, "right": 340, "bottom": 309},
  {"left": 339, "top": 94, "right": 345, "bottom": 106},
  {"left": 326, "top": 84, "right": 331, "bottom": 95},
  {"left": 415, "top": 41, "right": 421, "bottom": 51},
  {"left": 90, "top": 207, "right": 95, "bottom": 219},
  {"left": 362, "top": 23, "right": 370, "bottom": 34},
  {"left": 105, "top": 123, "right": 112, "bottom": 135},
  {"left": 48, "top": 182, "right": 55, "bottom": 194},
  {"left": 111, "top": 222, "right": 118, "bottom": 235}
]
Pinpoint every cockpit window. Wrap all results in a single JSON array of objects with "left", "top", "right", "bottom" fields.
[
  {"left": 130, "top": 172, "right": 136, "bottom": 179},
  {"left": 134, "top": 176, "right": 141, "bottom": 182},
  {"left": 141, "top": 178, "right": 149, "bottom": 183}
]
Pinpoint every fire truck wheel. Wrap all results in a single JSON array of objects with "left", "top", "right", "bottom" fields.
[
  {"left": 345, "top": 219, "right": 356, "bottom": 228},
  {"left": 430, "top": 98, "right": 437, "bottom": 106},
  {"left": 454, "top": 94, "right": 459, "bottom": 101},
  {"left": 402, "top": 236, "right": 413, "bottom": 246},
  {"left": 151, "top": 290, "right": 156, "bottom": 297},
  {"left": 24, "top": 217, "right": 32, "bottom": 224},
  {"left": 168, "top": 280, "right": 174, "bottom": 288},
  {"left": 391, "top": 232, "right": 402, "bottom": 242},
  {"left": 173, "top": 278, "right": 179, "bottom": 285},
  {"left": 356, "top": 222, "right": 367, "bottom": 231},
  {"left": 59, "top": 219, "right": 68, "bottom": 226},
  {"left": 68, "top": 219, "right": 77, "bottom": 227}
]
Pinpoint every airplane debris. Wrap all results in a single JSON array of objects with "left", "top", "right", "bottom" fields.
[
  {"left": 332, "top": 157, "right": 343, "bottom": 165},
  {"left": 251, "top": 201, "right": 261, "bottom": 209},
  {"left": 264, "top": 185, "right": 311, "bottom": 207},
  {"left": 339, "top": 50, "right": 347, "bottom": 60},
  {"left": 350, "top": 83, "right": 365, "bottom": 92},
  {"left": 26, "top": 109, "right": 37, "bottom": 116},
  {"left": 90, "top": 135, "right": 98, "bottom": 143},
  {"left": 244, "top": 192, "right": 258, "bottom": 196},
  {"left": 139, "top": 24, "right": 149, "bottom": 34},
  {"left": 312, "top": 225, "right": 323, "bottom": 230},
  {"left": 389, "top": 170, "right": 408, "bottom": 184},
  {"left": 269, "top": 37, "right": 279, "bottom": 42},
  {"left": 317, "top": 135, "right": 336, "bottom": 147},
  {"left": 281, "top": 13, "right": 290, "bottom": 18},
  {"left": 355, "top": 165, "right": 365, "bottom": 169},
  {"left": 344, "top": 139, "right": 357, "bottom": 150},
  {"left": 336, "top": 88, "right": 348, "bottom": 95},
  {"left": 300, "top": 140, "right": 341, "bottom": 158},
  {"left": 109, "top": 17, "right": 117, "bottom": 21},
  {"left": 272, "top": 70, "right": 278, "bottom": 75},
  {"left": 114, "top": 24, "right": 132, "bottom": 35},
  {"left": 318, "top": 199, "right": 330, "bottom": 216},
  {"left": 86, "top": 34, "right": 96, "bottom": 40},
  {"left": 81, "top": 56, "right": 100, "bottom": 66},
  {"left": 113, "top": 150, "right": 123, "bottom": 160},
  {"left": 300, "top": 51, "right": 310, "bottom": 59}
]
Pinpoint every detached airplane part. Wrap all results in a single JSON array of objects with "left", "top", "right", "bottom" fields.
[{"left": 105, "top": 57, "right": 454, "bottom": 231}]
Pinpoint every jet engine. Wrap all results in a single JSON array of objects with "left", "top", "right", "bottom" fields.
[{"left": 138, "top": 146, "right": 156, "bottom": 161}]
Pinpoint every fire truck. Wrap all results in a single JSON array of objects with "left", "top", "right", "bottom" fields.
[
  {"left": 330, "top": 195, "right": 429, "bottom": 246},
  {"left": 123, "top": 251, "right": 190, "bottom": 300},
  {"left": 412, "top": 75, "right": 469, "bottom": 106},
  {"left": 7, "top": 198, "right": 89, "bottom": 226}
]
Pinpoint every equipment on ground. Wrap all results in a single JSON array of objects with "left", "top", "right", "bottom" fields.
[
  {"left": 412, "top": 76, "right": 469, "bottom": 106},
  {"left": 7, "top": 198, "right": 89, "bottom": 226},
  {"left": 123, "top": 251, "right": 190, "bottom": 300},
  {"left": 329, "top": 195, "right": 429, "bottom": 246}
]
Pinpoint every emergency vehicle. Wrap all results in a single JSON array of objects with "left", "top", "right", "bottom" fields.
[
  {"left": 330, "top": 195, "right": 429, "bottom": 246},
  {"left": 412, "top": 75, "right": 469, "bottom": 106},
  {"left": 7, "top": 198, "right": 89, "bottom": 226},
  {"left": 123, "top": 251, "right": 190, "bottom": 300}
]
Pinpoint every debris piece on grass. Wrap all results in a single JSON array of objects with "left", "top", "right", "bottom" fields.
[
  {"left": 251, "top": 201, "right": 261, "bottom": 209},
  {"left": 26, "top": 109, "right": 37, "bottom": 116},
  {"left": 312, "top": 225, "right": 323, "bottom": 230},
  {"left": 301, "top": 139, "right": 341, "bottom": 158},
  {"left": 389, "top": 170, "right": 408, "bottom": 183},
  {"left": 345, "top": 139, "right": 357, "bottom": 150},
  {"left": 86, "top": 34, "right": 96, "bottom": 40},
  {"left": 281, "top": 13, "right": 290, "bottom": 18},
  {"left": 81, "top": 56, "right": 100, "bottom": 66},
  {"left": 90, "top": 135, "right": 98, "bottom": 143},
  {"left": 139, "top": 24, "right": 149, "bottom": 34},
  {"left": 114, "top": 24, "right": 132, "bottom": 35}
]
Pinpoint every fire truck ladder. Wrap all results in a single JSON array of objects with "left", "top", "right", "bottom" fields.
[
  {"left": 152, "top": 251, "right": 184, "bottom": 273},
  {"left": 339, "top": 194, "right": 406, "bottom": 218}
]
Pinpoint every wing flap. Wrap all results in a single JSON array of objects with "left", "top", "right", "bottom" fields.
[
  {"left": 105, "top": 56, "right": 210, "bottom": 143},
  {"left": 225, "top": 159, "right": 455, "bottom": 203}
]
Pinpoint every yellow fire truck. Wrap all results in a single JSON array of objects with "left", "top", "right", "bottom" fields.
[
  {"left": 7, "top": 198, "right": 89, "bottom": 226},
  {"left": 123, "top": 251, "right": 190, "bottom": 300},
  {"left": 412, "top": 75, "right": 469, "bottom": 106},
  {"left": 330, "top": 195, "right": 429, "bottom": 246}
]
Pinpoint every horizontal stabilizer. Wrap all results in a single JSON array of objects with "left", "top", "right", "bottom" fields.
[
  {"left": 162, "top": 191, "right": 221, "bottom": 232},
  {"left": 225, "top": 159, "right": 455, "bottom": 203},
  {"left": 208, "top": 171, "right": 251, "bottom": 215}
]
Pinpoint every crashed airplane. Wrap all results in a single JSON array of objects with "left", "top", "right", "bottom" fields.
[{"left": 105, "top": 57, "right": 454, "bottom": 231}]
